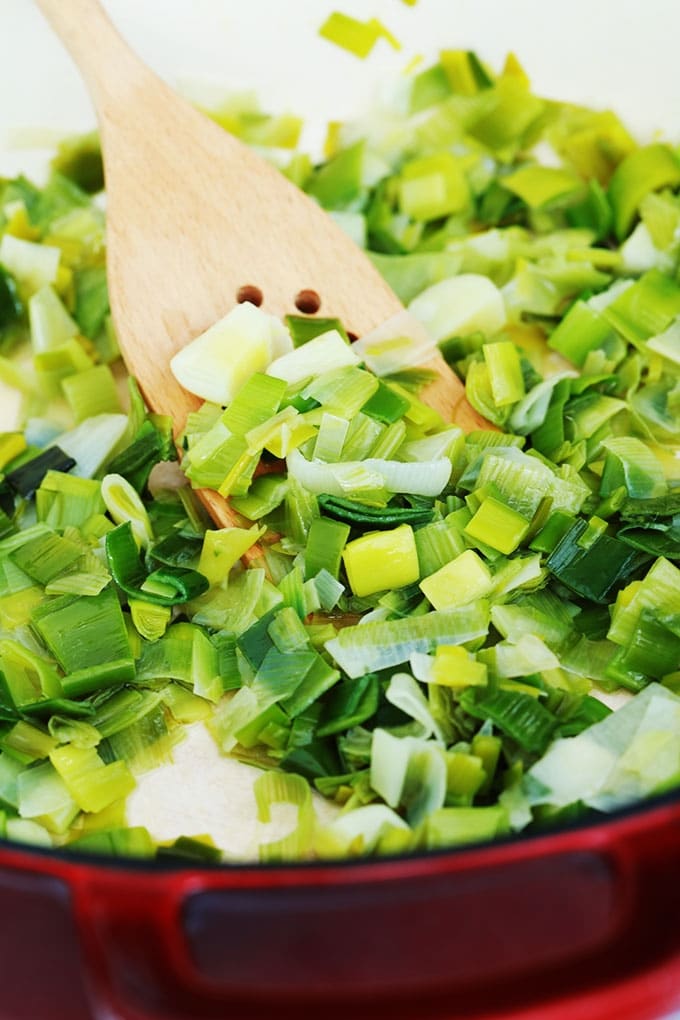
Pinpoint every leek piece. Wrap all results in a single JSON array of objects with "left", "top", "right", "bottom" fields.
[
  {"left": 385, "top": 672, "right": 445, "bottom": 741},
  {"left": 326, "top": 603, "right": 489, "bottom": 678},
  {"left": 10, "top": 528, "right": 83, "bottom": 585},
  {"left": 342, "top": 524, "right": 419, "bottom": 597},
  {"left": 50, "top": 744, "right": 135, "bottom": 813},
  {"left": 287, "top": 448, "right": 451, "bottom": 498},
  {"left": 267, "top": 331, "right": 358, "bottom": 386},
  {"left": 36, "top": 471, "right": 104, "bottom": 529},
  {"left": 107, "top": 523, "right": 209, "bottom": 606},
  {"left": 170, "top": 303, "right": 285, "bottom": 405},
  {"left": 602, "top": 269, "right": 680, "bottom": 347},
  {"left": 547, "top": 300, "right": 616, "bottom": 368},
  {"left": 107, "top": 419, "right": 176, "bottom": 493},
  {"left": 62, "top": 364, "right": 121, "bottom": 422},
  {"left": 460, "top": 687, "right": 556, "bottom": 754},
  {"left": 420, "top": 549, "right": 493, "bottom": 611},
  {"left": 501, "top": 166, "right": 582, "bottom": 208},
  {"left": 431, "top": 645, "right": 487, "bottom": 689},
  {"left": 101, "top": 473, "right": 153, "bottom": 548},
  {"left": 0, "top": 720, "right": 56, "bottom": 763},
  {"left": 28, "top": 285, "right": 78, "bottom": 353},
  {"left": 408, "top": 274, "right": 506, "bottom": 344},
  {"left": 31, "top": 587, "right": 135, "bottom": 695},
  {"left": 315, "top": 804, "right": 410, "bottom": 858},
  {"left": 318, "top": 12, "right": 398, "bottom": 59},
  {"left": 483, "top": 341, "right": 525, "bottom": 406},
  {"left": 17, "top": 762, "right": 79, "bottom": 834},
  {"left": 221, "top": 373, "right": 287, "bottom": 437},
  {"left": 425, "top": 806, "right": 508, "bottom": 848},
  {"left": 312, "top": 413, "right": 350, "bottom": 462},
  {"left": 351, "top": 310, "right": 436, "bottom": 377},
  {"left": 0, "top": 639, "right": 63, "bottom": 710},
  {"left": 316, "top": 673, "right": 379, "bottom": 737},
  {"left": 254, "top": 770, "right": 315, "bottom": 862},
  {"left": 307, "top": 140, "right": 365, "bottom": 208},
  {"left": 608, "top": 557, "right": 680, "bottom": 647},
  {"left": 445, "top": 750, "right": 486, "bottom": 803},
  {"left": 0, "top": 234, "right": 60, "bottom": 295},
  {"left": 230, "top": 474, "right": 288, "bottom": 521},
  {"left": 0, "top": 266, "right": 22, "bottom": 330},
  {"left": 547, "top": 518, "right": 648, "bottom": 604},
  {"left": 0, "top": 432, "right": 26, "bottom": 471},
  {"left": 318, "top": 494, "right": 433, "bottom": 530},
  {"left": 50, "top": 413, "right": 128, "bottom": 479},
  {"left": 304, "top": 516, "right": 350, "bottom": 581},
  {"left": 284, "top": 315, "right": 349, "bottom": 348},
  {"left": 370, "top": 729, "right": 446, "bottom": 827},
  {"left": 399, "top": 153, "right": 469, "bottom": 221},
  {"left": 302, "top": 366, "right": 378, "bottom": 418},
  {"left": 368, "top": 251, "right": 462, "bottom": 305},
  {"left": 600, "top": 437, "right": 666, "bottom": 500},
  {"left": 608, "top": 144, "right": 680, "bottom": 240},
  {"left": 360, "top": 382, "right": 411, "bottom": 425},
  {"left": 129, "top": 598, "right": 172, "bottom": 641},
  {"left": 198, "top": 525, "right": 265, "bottom": 585},
  {"left": 464, "top": 496, "right": 530, "bottom": 554},
  {"left": 5, "top": 446, "right": 76, "bottom": 499}
]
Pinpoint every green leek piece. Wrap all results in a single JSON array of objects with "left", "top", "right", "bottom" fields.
[
  {"left": 254, "top": 770, "right": 315, "bottom": 862},
  {"left": 0, "top": 266, "right": 22, "bottom": 331},
  {"left": 10, "top": 528, "right": 83, "bottom": 585},
  {"left": 608, "top": 557, "right": 680, "bottom": 648},
  {"left": 420, "top": 548, "right": 493, "bottom": 610},
  {"left": 304, "top": 516, "right": 350, "bottom": 581},
  {"left": 50, "top": 744, "right": 135, "bottom": 813},
  {"left": 326, "top": 603, "right": 489, "bottom": 678},
  {"left": 31, "top": 586, "right": 135, "bottom": 696},
  {"left": 548, "top": 300, "right": 617, "bottom": 368},
  {"left": 17, "top": 762, "right": 79, "bottom": 833},
  {"left": 1, "top": 720, "right": 56, "bottom": 763},
  {"left": 460, "top": 686, "right": 556, "bottom": 754},
  {"left": 440, "top": 49, "right": 494, "bottom": 95},
  {"left": 0, "top": 639, "right": 63, "bottom": 711},
  {"left": 602, "top": 270, "right": 680, "bottom": 347},
  {"left": 464, "top": 496, "right": 530, "bottom": 554},
  {"left": 106, "top": 420, "right": 175, "bottom": 493},
  {"left": 547, "top": 518, "right": 648, "bottom": 604},
  {"left": 317, "top": 494, "right": 433, "bottom": 531},
  {"left": 360, "top": 381, "right": 411, "bottom": 425},
  {"left": 608, "top": 143, "right": 680, "bottom": 240},
  {"left": 409, "top": 63, "right": 453, "bottom": 113},
  {"left": 342, "top": 523, "right": 419, "bottom": 597},
  {"left": 106, "top": 522, "right": 209, "bottom": 606},
  {"left": 62, "top": 364, "right": 122, "bottom": 422},
  {"left": 318, "top": 13, "right": 398, "bottom": 60},
  {"left": 307, "top": 140, "right": 365, "bottom": 208},
  {"left": 73, "top": 264, "right": 109, "bottom": 340},
  {"left": 36, "top": 471, "right": 104, "bottom": 529},
  {"left": 0, "top": 234, "right": 60, "bottom": 296},
  {"left": 284, "top": 315, "right": 349, "bottom": 347},
  {"left": 5, "top": 446, "right": 76, "bottom": 499},
  {"left": 399, "top": 153, "right": 469, "bottom": 221},
  {"left": 198, "top": 525, "right": 264, "bottom": 585},
  {"left": 230, "top": 474, "right": 288, "bottom": 521},
  {"left": 430, "top": 644, "right": 487, "bottom": 689},
  {"left": 425, "top": 806, "right": 508, "bottom": 848},
  {"left": 483, "top": 341, "right": 525, "bottom": 406},
  {"left": 28, "top": 284, "right": 78, "bottom": 353},
  {"left": 600, "top": 437, "right": 666, "bottom": 500},
  {"left": 501, "top": 165, "right": 582, "bottom": 208}
]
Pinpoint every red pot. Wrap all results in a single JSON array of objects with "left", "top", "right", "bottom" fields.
[{"left": 2, "top": 793, "right": 680, "bottom": 1020}]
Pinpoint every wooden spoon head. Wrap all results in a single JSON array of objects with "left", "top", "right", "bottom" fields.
[{"left": 101, "top": 77, "right": 489, "bottom": 525}]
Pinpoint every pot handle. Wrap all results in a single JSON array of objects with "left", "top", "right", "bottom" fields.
[{"left": 67, "top": 804, "right": 680, "bottom": 1020}]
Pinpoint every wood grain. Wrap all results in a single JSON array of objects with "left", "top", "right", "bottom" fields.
[{"left": 36, "top": 0, "right": 491, "bottom": 530}]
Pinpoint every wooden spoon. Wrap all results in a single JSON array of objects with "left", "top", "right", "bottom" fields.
[{"left": 36, "top": 0, "right": 490, "bottom": 528}]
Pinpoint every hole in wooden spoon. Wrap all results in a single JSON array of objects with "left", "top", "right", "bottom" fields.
[
  {"left": 294, "top": 289, "right": 321, "bottom": 314},
  {"left": 347, "top": 331, "right": 359, "bottom": 342},
  {"left": 236, "top": 284, "right": 263, "bottom": 307}
]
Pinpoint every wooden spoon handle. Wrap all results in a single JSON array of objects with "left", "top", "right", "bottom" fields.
[{"left": 34, "top": 0, "right": 152, "bottom": 114}]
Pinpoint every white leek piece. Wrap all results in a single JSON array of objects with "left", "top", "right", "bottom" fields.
[
  {"left": 266, "top": 329, "right": 359, "bottom": 384},
  {"left": 408, "top": 273, "right": 506, "bottom": 343},
  {"left": 0, "top": 235, "right": 61, "bottom": 296},
  {"left": 170, "top": 302, "right": 291, "bottom": 405}
]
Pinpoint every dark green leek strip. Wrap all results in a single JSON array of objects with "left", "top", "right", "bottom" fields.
[
  {"left": 61, "top": 660, "right": 138, "bottom": 699},
  {"left": 316, "top": 673, "right": 379, "bottom": 737},
  {"left": 459, "top": 687, "right": 557, "bottom": 754},
  {"left": 280, "top": 737, "right": 343, "bottom": 780},
  {"left": 546, "top": 519, "right": 650, "bottom": 603},
  {"left": 616, "top": 610, "right": 680, "bottom": 679},
  {"left": 106, "top": 523, "right": 209, "bottom": 605},
  {"left": 555, "top": 695, "right": 611, "bottom": 738},
  {"left": 5, "top": 447, "right": 76, "bottom": 499},
  {"left": 280, "top": 653, "right": 340, "bottom": 719},
  {"left": 237, "top": 608, "right": 279, "bottom": 670},
  {"left": 0, "top": 266, "right": 22, "bottom": 330},
  {"left": 106, "top": 420, "right": 176, "bottom": 493},
  {"left": 284, "top": 315, "right": 349, "bottom": 347},
  {"left": 148, "top": 531, "right": 203, "bottom": 569},
  {"left": 617, "top": 524, "right": 680, "bottom": 559},
  {"left": 157, "top": 835, "right": 222, "bottom": 863},
  {"left": 620, "top": 493, "right": 680, "bottom": 522},
  {"left": 318, "top": 493, "right": 435, "bottom": 530}
]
